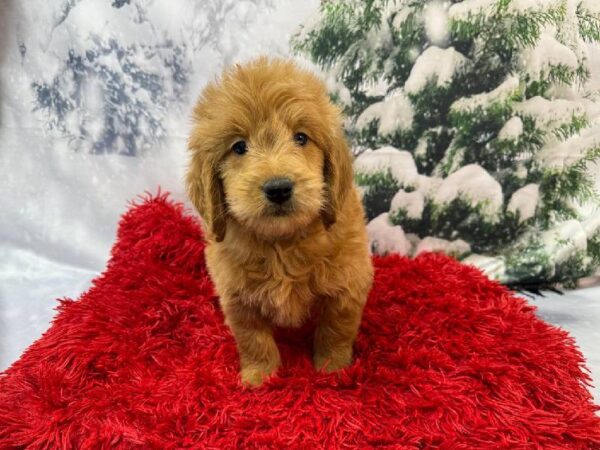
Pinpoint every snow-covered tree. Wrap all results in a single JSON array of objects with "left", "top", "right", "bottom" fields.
[{"left": 294, "top": 0, "right": 600, "bottom": 287}]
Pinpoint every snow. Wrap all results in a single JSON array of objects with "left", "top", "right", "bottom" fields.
[
  {"left": 451, "top": 76, "right": 520, "bottom": 112},
  {"left": 404, "top": 46, "right": 469, "bottom": 95},
  {"left": 515, "top": 96, "right": 585, "bottom": 129},
  {"left": 414, "top": 237, "right": 471, "bottom": 257},
  {"left": 583, "top": 97, "right": 600, "bottom": 125},
  {"left": 521, "top": 33, "right": 579, "bottom": 81},
  {"left": 537, "top": 124, "right": 600, "bottom": 169},
  {"left": 324, "top": 72, "right": 353, "bottom": 106},
  {"left": 366, "top": 213, "right": 412, "bottom": 256},
  {"left": 580, "top": 0, "right": 600, "bottom": 14},
  {"left": 541, "top": 220, "right": 588, "bottom": 264},
  {"left": 391, "top": 8, "right": 414, "bottom": 31},
  {"left": 432, "top": 164, "right": 504, "bottom": 219},
  {"left": 355, "top": 89, "right": 414, "bottom": 134},
  {"left": 405, "top": 233, "right": 421, "bottom": 249},
  {"left": 390, "top": 190, "right": 425, "bottom": 219},
  {"left": 0, "top": 248, "right": 96, "bottom": 369},
  {"left": 582, "top": 213, "right": 600, "bottom": 238},
  {"left": 508, "top": 0, "right": 564, "bottom": 14},
  {"left": 415, "top": 136, "right": 429, "bottom": 158},
  {"left": 498, "top": 116, "right": 524, "bottom": 140},
  {"left": 462, "top": 254, "right": 507, "bottom": 280},
  {"left": 0, "top": 129, "right": 188, "bottom": 270},
  {"left": 354, "top": 146, "right": 420, "bottom": 187},
  {"left": 507, "top": 184, "right": 540, "bottom": 222},
  {"left": 449, "top": 0, "right": 564, "bottom": 24},
  {"left": 361, "top": 78, "right": 391, "bottom": 97},
  {"left": 531, "top": 287, "right": 600, "bottom": 403},
  {"left": 415, "top": 174, "right": 444, "bottom": 197},
  {"left": 448, "top": 0, "right": 494, "bottom": 21},
  {"left": 515, "top": 163, "right": 528, "bottom": 180},
  {"left": 364, "top": 13, "right": 394, "bottom": 53},
  {"left": 424, "top": 1, "right": 449, "bottom": 47}
]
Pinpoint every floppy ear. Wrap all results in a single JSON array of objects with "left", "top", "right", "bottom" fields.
[
  {"left": 321, "top": 126, "right": 354, "bottom": 229},
  {"left": 186, "top": 150, "right": 227, "bottom": 242}
]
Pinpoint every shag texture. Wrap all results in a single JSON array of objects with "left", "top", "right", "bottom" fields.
[{"left": 1, "top": 194, "right": 599, "bottom": 449}]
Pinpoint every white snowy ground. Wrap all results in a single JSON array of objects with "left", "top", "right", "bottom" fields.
[
  {"left": 0, "top": 0, "right": 599, "bottom": 407},
  {"left": 532, "top": 287, "right": 600, "bottom": 402}
]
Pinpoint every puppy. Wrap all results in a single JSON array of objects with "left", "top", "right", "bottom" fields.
[{"left": 186, "top": 57, "right": 373, "bottom": 386}]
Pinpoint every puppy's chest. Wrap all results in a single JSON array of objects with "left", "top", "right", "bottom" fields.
[{"left": 241, "top": 247, "right": 328, "bottom": 327}]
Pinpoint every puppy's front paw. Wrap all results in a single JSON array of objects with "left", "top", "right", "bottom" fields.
[
  {"left": 240, "top": 364, "right": 278, "bottom": 387},
  {"left": 313, "top": 346, "right": 353, "bottom": 373}
]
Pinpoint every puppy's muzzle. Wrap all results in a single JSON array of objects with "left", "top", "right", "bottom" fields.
[{"left": 263, "top": 177, "right": 294, "bottom": 205}]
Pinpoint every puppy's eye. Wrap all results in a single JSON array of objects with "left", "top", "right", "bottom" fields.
[
  {"left": 293, "top": 132, "right": 308, "bottom": 147},
  {"left": 232, "top": 140, "right": 247, "bottom": 155}
]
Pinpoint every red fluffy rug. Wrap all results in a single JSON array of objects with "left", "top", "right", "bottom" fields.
[{"left": 1, "top": 194, "right": 599, "bottom": 449}]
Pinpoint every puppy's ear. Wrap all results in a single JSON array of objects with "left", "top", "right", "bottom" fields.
[
  {"left": 321, "top": 126, "right": 354, "bottom": 230},
  {"left": 186, "top": 150, "right": 227, "bottom": 242}
]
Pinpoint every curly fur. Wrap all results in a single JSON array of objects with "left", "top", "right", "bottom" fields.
[{"left": 186, "top": 57, "right": 373, "bottom": 386}]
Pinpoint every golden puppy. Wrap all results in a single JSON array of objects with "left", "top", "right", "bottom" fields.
[{"left": 186, "top": 57, "right": 373, "bottom": 386}]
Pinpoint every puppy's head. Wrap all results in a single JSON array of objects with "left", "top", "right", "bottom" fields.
[{"left": 186, "top": 57, "right": 353, "bottom": 241}]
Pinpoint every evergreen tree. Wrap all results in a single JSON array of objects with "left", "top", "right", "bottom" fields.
[{"left": 294, "top": 0, "right": 600, "bottom": 287}]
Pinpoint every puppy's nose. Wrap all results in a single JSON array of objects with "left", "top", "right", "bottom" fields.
[{"left": 263, "top": 177, "right": 294, "bottom": 205}]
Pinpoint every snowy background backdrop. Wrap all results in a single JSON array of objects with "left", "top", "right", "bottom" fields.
[{"left": 0, "top": 0, "right": 598, "bottom": 401}]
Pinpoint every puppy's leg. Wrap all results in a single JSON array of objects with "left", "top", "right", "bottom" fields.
[
  {"left": 221, "top": 300, "right": 280, "bottom": 386},
  {"left": 313, "top": 294, "right": 365, "bottom": 372}
]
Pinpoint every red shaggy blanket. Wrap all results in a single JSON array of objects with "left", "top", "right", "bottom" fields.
[{"left": 1, "top": 194, "right": 599, "bottom": 449}]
